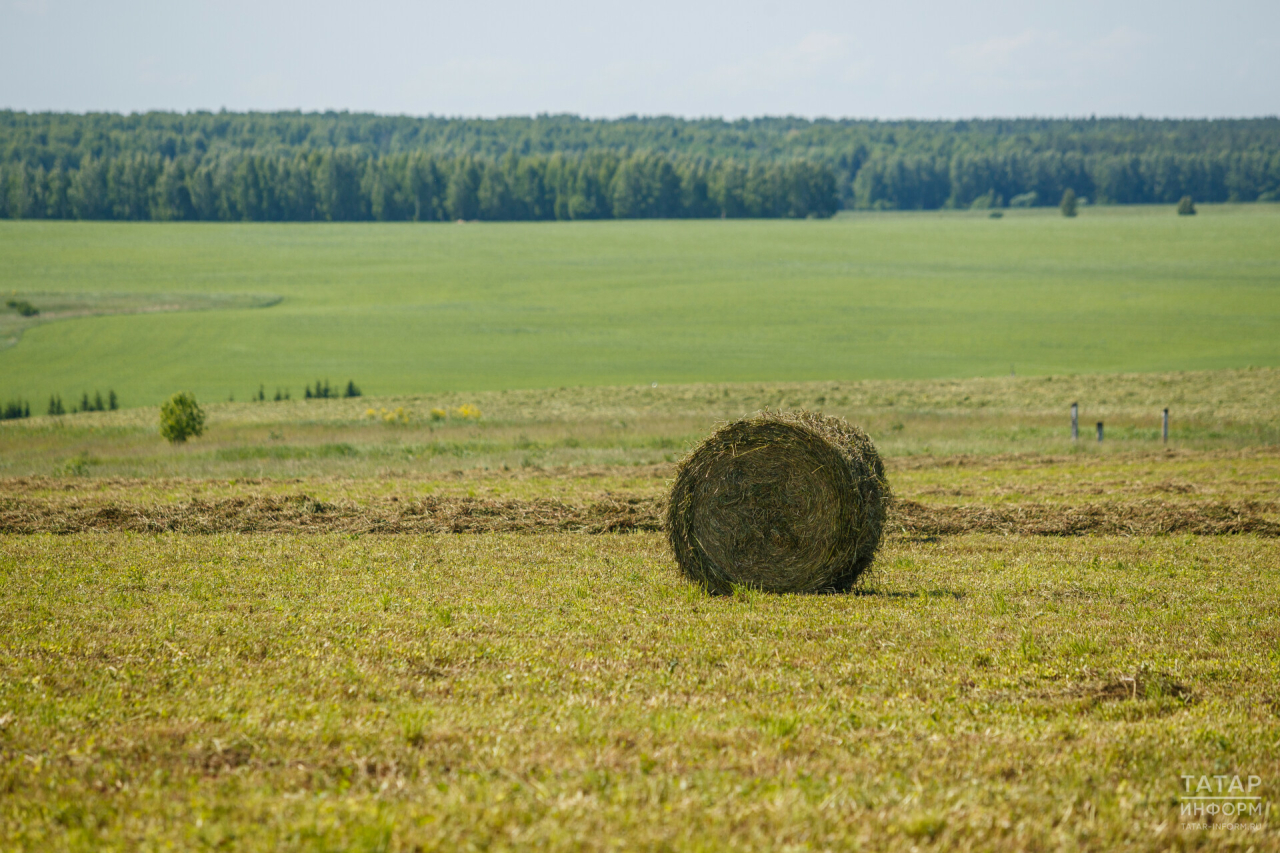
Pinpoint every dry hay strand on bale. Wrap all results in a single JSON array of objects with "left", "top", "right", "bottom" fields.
[{"left": 666, "top": 410, "right": 890, "bottom": 595}]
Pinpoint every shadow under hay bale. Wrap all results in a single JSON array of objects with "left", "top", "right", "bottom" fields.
[{"left": 666, "top": 410, "right": 890, "bottom": 595}]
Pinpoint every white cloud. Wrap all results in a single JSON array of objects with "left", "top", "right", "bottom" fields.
[
  {"left": 942, "top": 26, "right": 1154, "bottom": 102},
  {"left": 707, "top": 30, "right": 854, "bottom": 94},
  {"left": 948, "top": 29, "right": 1040, "bottom": 74},
  {"left": 1076, "top": 26, "right": 1149, "bottom": 68}
]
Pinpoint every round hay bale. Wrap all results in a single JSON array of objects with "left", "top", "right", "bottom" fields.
[{"left": 666, "top": 410, "right": 889, "bottom": 594}]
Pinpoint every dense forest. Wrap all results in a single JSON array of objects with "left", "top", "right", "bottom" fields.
[
  {"left": 0, "top": 149, "right": 839, "bottom": 222},
  {"left": 1, "top": 112, "right": 1277, "bottom": 220}
]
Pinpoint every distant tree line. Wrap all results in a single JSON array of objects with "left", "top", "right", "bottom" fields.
[
  {"left": 848, "top": 149, "right": 1280, "bottom": 210},
  {"left": 305, "top": 379, "right": 362, "bottom": 399},
  {"left": 44, "top": 390, "right": 118, "bottom": 416},
  {"left": 0, "top": 150, "right": 839, "bottom": 221},
  {"left": 1, "top": 111, "right": 1278, "bottom": 212},
  {"left": 2, "top": 389, "right": 121, "bottom": 419},
  {"left": 1, "top": 381, "right": 366, "bottom": 420}
]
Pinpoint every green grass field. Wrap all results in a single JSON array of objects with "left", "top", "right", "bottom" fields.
[
  {"left": 3, "top": 206, "right": 1280, "bottom": 849},
  {"left": 2, "top": 369, "right": 1276, "bottom": 479},
  {"left": 3, "top": 471, "right": 1279, "bottom": 850},
  {"left": 3, "top": 374, "right": 1279, "bottom": 849},
  {"left": 2, "top": 204, "right": 1278, "bottom": 408}
]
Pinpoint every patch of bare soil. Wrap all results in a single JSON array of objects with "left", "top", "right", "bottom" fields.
[
  {"left": 1, "top": 494, "right": 1276, "bottom": 536},
  {"left": 1085, "top": 671, "right": 1194, "bottom": 703}
]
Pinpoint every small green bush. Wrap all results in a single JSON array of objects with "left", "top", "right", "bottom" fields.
[
  {"left": 1060, "top": 188, "right": 1078, "bottom": 217},
  {"left": 56, "top": 452, "right": 97, "bottom": 477},
  {"left": 1177, "top": 195, "right": 1196, "bottom": 215},
  {"left": 159, "top": 392, "right": 206, "bottom": 444},
  {"left": 5, "top": 298, "right": 38, "bottom": 317}
]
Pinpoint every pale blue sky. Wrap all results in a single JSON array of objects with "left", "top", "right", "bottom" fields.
[{"left": 2, "top": 0, "right": 1277, "bottom": 118}]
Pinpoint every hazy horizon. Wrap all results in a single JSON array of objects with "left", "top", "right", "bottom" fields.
[{"left": 3, "top": 0, "right": 1278, "bottom": 120}]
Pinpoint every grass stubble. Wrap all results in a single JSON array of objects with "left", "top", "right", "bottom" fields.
[
  {"left": 2, "top": 531, "right": 1278, "bottom": 850},
  {"left": 1, "top": 371, "right": 1279, "bottom": 850}
]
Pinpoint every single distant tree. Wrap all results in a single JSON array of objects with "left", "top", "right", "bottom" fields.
[
  {"left": 80, "top": 391, "right": 91, "bottom": 413},
  {"left": 1177, "top": 195, "right": 1196, "bottom": 215},
  {"left": 159, "top": 392, "right": 206, "bottom": 444},
  {"left": 1060, "top": 188, "right": 1078, "bottom": 217},
  {"left": 108, "top": 390, "right": 118, "bottom": 410},
  {"left": 344, "top": 380, "right": 361, "bottom": 398},
  {"left": 93, "top": 391, "right": 105, "bottom": 411},
  {"left": 48, "top": 394, "right": 64, "bottom": 416}
]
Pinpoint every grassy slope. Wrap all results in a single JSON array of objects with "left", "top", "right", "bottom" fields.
[{"left": 1, "top": 204, "right": 1278, "bottom": 406}]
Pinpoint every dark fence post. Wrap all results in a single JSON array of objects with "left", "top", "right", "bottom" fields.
[
  {"left": 1162, "top": 408, "right": 1169, "bottom": 444},
  {"left": 1071, "top": 402, "right": 1078, "bottom": 441},
  {"left": 1096, "top": 422, "right": 1104, "bottom": 443}
]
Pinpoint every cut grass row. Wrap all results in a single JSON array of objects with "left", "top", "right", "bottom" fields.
[{"left": 4, "top": 446, "right": 1278, "bottom": 514}]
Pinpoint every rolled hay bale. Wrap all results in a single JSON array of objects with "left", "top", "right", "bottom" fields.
[{"left": 666, "top": 410, "right": 890, "bottom": 594}]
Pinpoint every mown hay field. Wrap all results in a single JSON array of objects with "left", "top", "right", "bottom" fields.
[
  {"left": 2, "top": 371, "right": 1280, "bottom": 850},
  {"left": 3, "top": 528, "right": 1279, "bottom": 850},
  {"left": 2, "top": 203, "right": 1279, "bottom": 406}
]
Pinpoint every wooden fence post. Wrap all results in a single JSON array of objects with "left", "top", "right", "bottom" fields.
[
  {"left": 1071, "top": 402, "right": 1078, "bottom": 441},
  {"left": 1096, "top": 422, "right": 1104, "bottom": 443},
  {"left": 1162, "top": 408, "right": 1169, "bottom": 443}
]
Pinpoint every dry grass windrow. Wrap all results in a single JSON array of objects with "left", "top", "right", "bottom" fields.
[{"left": 2, "top": 493, "right": 1275, "bottom": 537}]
